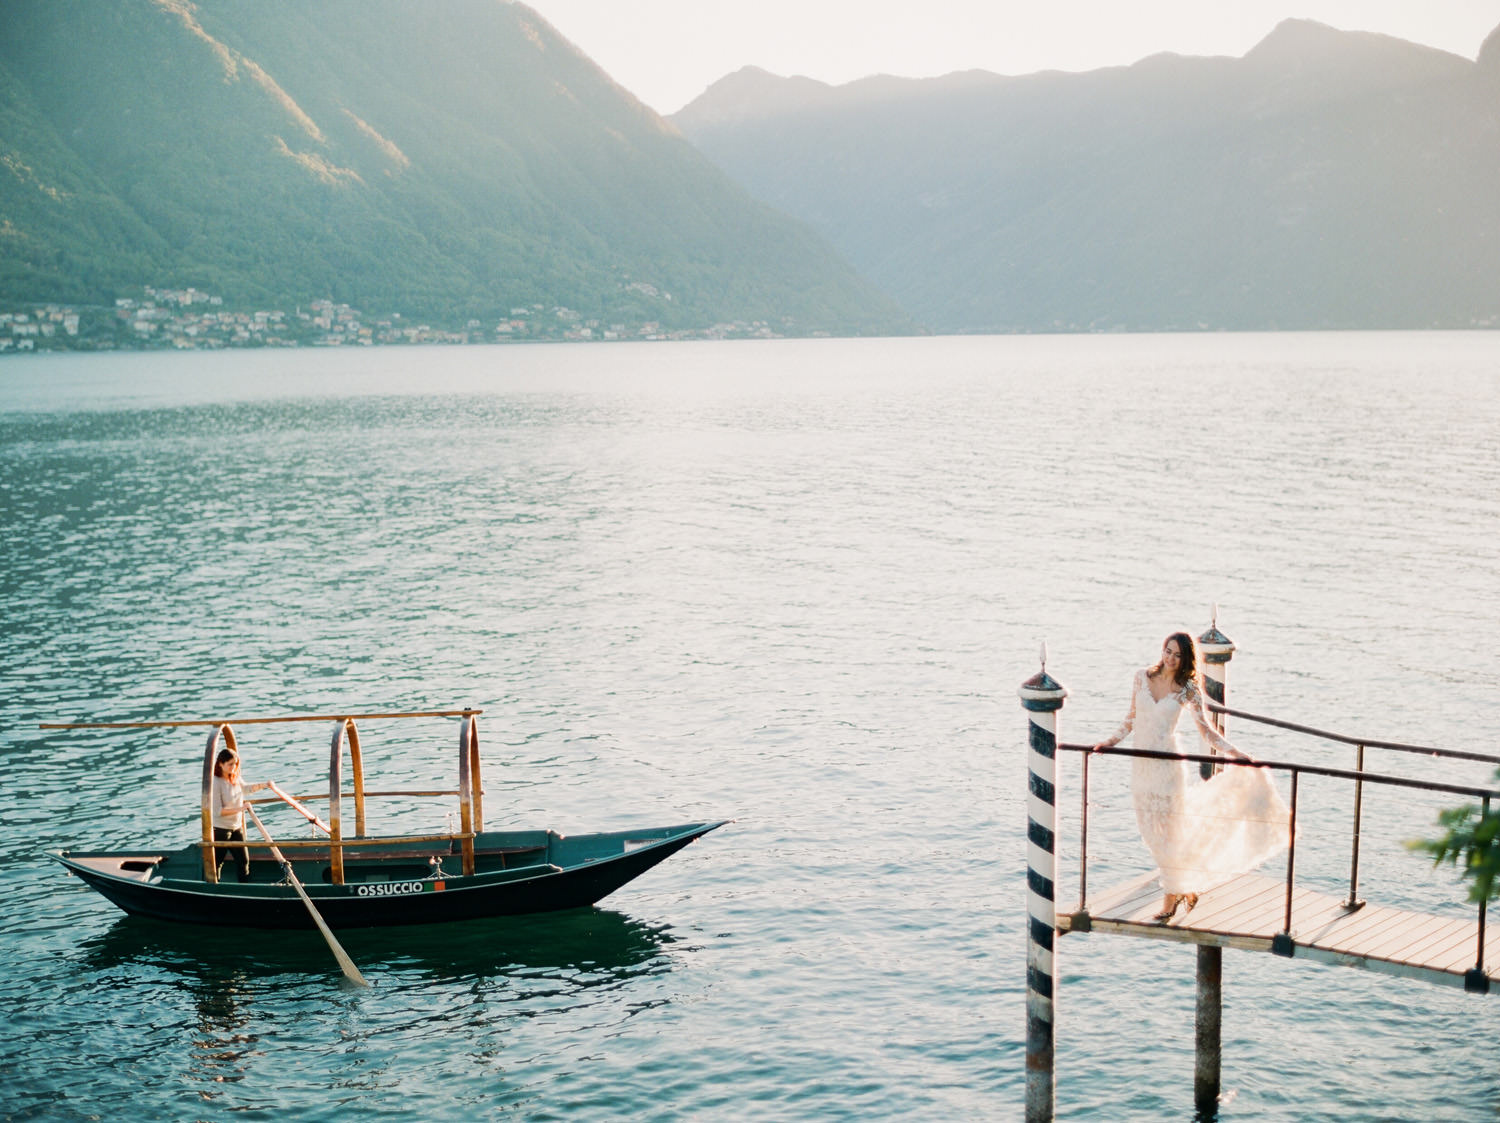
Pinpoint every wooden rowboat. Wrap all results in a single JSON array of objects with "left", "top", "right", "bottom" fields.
[{"left": 47, "top": 709, "right": 726, "bottom": 931}]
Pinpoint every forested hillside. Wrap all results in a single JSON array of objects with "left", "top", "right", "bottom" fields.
[{"left": 0, "top": 0, "right": 906, "bottom": 335}]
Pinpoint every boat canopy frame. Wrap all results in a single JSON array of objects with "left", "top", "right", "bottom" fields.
[
  {"left": 196, "top": 709, "right": 485, "bottom": 884},
  {"left": 41, "top": 709, "right": 485, "bottom": 886}
]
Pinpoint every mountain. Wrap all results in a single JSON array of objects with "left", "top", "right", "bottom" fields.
[
  {"left": 674, "top": 20, "right": 1500, "bottom": 333},
  {"left": 0, "top": 0, "right": 906, "bottom": 334}
]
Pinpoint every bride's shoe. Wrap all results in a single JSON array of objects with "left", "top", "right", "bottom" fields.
[
  {"left": 1183, "top": 893, "right": 1199, "bottom": 915},
  {"left": 1153, "top": 896, "right": 1180, "bottom": 922}
]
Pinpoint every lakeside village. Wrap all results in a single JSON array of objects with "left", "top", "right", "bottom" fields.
[{"left": 0, "top": 285, "right": 789, "bottom": 354}]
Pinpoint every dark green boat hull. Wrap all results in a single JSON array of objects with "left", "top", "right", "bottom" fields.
[{"left": 51, "top": 822, "right": 725, "bottom": 930}]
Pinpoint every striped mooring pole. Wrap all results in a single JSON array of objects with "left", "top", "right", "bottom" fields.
[
  {"left": 1020, "top": 654, "right": 1067, "bottom": 1123},
  {"left": 1194, "top": 613, "right": 1234, "bottom": 1115},
  {"left": 1198, "top": 609, "right": 1235, "bottom": 741}
]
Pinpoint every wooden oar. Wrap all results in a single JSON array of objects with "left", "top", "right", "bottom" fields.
[
  {"left": 267, "top": 781, "right": 332, "bottom": 835},
  {"left": 244, "top": 805, "right": 369, "bottom": 988}
]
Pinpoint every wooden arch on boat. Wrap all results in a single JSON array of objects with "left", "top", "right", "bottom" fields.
[
  {"left": 457, "top": 714, "right": 482, "bottom": 875},
  {"left": 326, "top": 718, "right": 368, "bottom": 885},
  {"left": 200, "top": 723, "right": 239, "bottom": 883}
]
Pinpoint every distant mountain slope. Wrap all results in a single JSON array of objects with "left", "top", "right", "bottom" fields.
[
  {"left": 0, "top": 0, "right": 905, "bottom": 333},
  {"left": 674, "top": 20, "right": 1500, "bottom": 332}
]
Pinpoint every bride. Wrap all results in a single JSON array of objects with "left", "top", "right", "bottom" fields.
[{"left": 1091, "top": 631, "right": 1292, "bottom": 922}]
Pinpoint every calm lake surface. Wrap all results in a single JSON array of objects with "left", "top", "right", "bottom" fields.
[{"left": 3, "top": 333, "right": 1499, "bottom": 1121}]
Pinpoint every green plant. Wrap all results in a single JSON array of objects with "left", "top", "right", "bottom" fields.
[{"left": 1410, "top": 780, "right": 1500, "bottom": 903}]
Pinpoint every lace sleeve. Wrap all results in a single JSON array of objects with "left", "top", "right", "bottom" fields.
[
  {"left": 1100, "top": 670, "right": 1140, "bottom": 747},
  {"left": 1184, "top": 679, "right": 1240, "bottom": 756}
]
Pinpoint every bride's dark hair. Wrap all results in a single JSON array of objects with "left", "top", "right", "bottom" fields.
[{"left": 1151, "top": 631, "right": 1199, "bottom": 688}]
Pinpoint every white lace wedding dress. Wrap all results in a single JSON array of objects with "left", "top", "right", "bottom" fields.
[{"left": 1109, "top": 670, "right": 1291, "bottom": 893}]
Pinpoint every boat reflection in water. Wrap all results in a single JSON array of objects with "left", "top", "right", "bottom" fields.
[
  {"left": 78, "top": 907, "right": 676, "bottom": 985},
  {"left": 76, "top": 907, "right": 681, "bottom": 1104}
]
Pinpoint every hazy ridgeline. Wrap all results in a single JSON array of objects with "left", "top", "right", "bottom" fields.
[{"left": 676, "top": 19, "right": 1500, "bottom": 333}]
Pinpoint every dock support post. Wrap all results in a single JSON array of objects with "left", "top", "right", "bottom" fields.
[
  {"left": 1020, "top": 655, "right": 1068, "bottom": 1123},
  {"left": 1198, "top": 612, "right": 1235, "bottom": 778},
  {"left": 1194, "top": 945, "right": 1223, "bottom": 1114},
  {"left": 1195, "top": 613, "right": 1231, "bottom": 1110}
]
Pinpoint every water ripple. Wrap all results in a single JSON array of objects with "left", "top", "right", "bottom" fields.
[{"left": 3, "top": 334, "right": 1499, "bottom": 1119}]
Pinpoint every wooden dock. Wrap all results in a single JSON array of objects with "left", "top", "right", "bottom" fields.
[
  {"left": 1060, "top": 871, "right": 1495, "bottom": 992},
  {"left": 1019, "top": 631, "right": 1500, "bottom": 1122}
]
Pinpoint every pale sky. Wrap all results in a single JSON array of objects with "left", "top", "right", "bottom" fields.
[{"left": 523, "top": 0, "right": 1500, "bottom": 115}]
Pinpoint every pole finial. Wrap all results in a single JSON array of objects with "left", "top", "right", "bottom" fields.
[
  {"left": 1199, "top": 608, "right": 1235, "bottom": 663},
  {"left": 1020, "top": 642, "right": 1067, "bottom": 708}
]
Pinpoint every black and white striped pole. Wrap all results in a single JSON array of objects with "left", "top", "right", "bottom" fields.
[
  {"left": 1198, "top": 608, "right": 1235, "bottom": 737},
  {"left": 1198, "top": 609, "right": 1235, "bottom": 778},
  {"left": 1020, "top": 649, "right": 1067, "bottom": 1123}
]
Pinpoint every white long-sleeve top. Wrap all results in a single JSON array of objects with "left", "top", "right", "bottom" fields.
[{"left": 211, "top": 776, "right": 244, "bottom": 831}]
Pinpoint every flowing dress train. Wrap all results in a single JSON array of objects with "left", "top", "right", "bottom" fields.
[{"left": 1110, "top": 670, "right": 1292, "bottom": 894}]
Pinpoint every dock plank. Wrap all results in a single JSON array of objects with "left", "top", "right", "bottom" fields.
[
  {"left": 1288, "top": 893, "right": 1360, "bottom": 940},
  {"left": 1380, "top": 911, "right": 1464, "bottom": 965},
  {"left": 1306, "top": 901, "right": 1417, "bottom": 948},
  {"left": 1324, "top": 911, "right": 1459, "bottom": 975},
  {"left": 1353, "top": 911, "right": 1457, "bottom": 961},
  {"left": 1430, "top": 925, "right": 1488, "bottom": 975},
  {"left": 1173, "top": 877, "right": 1272, "bottom": 930},
  {"left": 1195, "top": 882, "right": 1288, "bottom": 935},
  {"left": 1085, "top": 871, "right": 1158, "bottom": 917}
]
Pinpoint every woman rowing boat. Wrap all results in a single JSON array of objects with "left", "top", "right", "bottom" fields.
[{"left": 210, "top": 748, "right": 270, "bottom": 883}]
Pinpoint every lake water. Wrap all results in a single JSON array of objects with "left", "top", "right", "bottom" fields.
[{"left": 2, "top": 333, "right": 1499, "bottom": 1120}]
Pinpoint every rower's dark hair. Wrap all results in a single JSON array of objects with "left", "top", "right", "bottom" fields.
[
  {"left": 1150, "top": 631, "right": 1199, "bottom": 689},
  {"left": 214, "top": 747, "right": 239, "bottom": 776}
]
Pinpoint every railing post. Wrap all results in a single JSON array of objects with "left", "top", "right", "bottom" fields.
[
  {"left": 1467, "top": 796, "right": 1492, "bottom": 994},
  {"left": 1198, "top": 613, "right": 1234, "bottom": 779},
  {"left": 1076, "top": 751, "right": 1090, "bottom": 918},
  {"left": 1192, "top": 612, "right": 1232, "bottom": 1116},
  {"left": 1192, "top": 608, "right": 1232, "bottom": 1113},
  {"left": 1344, "top": 743, "right": 1366, "bottom": 909},
  {"left": 1273, "top": 770, "right": 1300, "bottom": 957},
  {"left": 1020, "top": 659, "right": 1068, "bottom": 1123}
]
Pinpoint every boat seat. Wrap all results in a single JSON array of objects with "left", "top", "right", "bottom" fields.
[
  {"left": 440, "top": 840, "right": 547, "bottom": 859},
  {"left": 288, "top": 849, "right": 449, "bottom": 865},
  {"left": 290, "top": 844, "right": 549, "bottom": 864}
]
